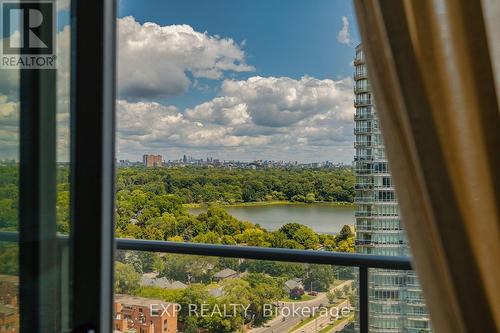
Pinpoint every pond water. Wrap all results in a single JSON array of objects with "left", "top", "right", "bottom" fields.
[{"left": 188, "top": 204, "right": 355, "bottom": 234}]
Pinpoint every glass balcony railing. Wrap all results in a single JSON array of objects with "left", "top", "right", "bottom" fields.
[
  {"left": 354, "top": 99, "right": 372, "bottom": 107},
  {"left": 114, "top": 248, "right": 358, "bottom": 333},
  {"left": 0, "top": 232, "right": 416, "bottom": 333},
  {"left": 354, "top": 113, "right": 374, "bottom": 120},
  {"left": 0, "top": 236, "right": 430, "bottom": 330},
  {"left": 354, "top": 86, "right": 371, "bottom": 94},
  {"left": 354, "top": 72, "right": 368, "bottom": 80}
]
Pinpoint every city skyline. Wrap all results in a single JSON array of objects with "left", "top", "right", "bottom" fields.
[{"left": 121, "top": 153, "right": 351, "bottom": 164}]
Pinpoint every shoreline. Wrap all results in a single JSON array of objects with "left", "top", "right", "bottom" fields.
[{"left": 183, "top": 201, "right": 355, "bottom": 209}]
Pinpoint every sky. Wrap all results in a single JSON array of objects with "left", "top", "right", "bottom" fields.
[
  {"left": 116, "top": 0, "right": 360, "bottom": 163},
  {"left": 0, "top": 0, "right": 360, "bottom": 163}
]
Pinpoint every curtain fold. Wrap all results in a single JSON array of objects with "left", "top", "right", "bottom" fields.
[{"left": 353, "top": 1, "right": 500, "bottom": 332}]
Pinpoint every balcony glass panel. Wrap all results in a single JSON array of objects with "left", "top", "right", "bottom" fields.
[
  {"left": 0, "top": 15, "right": 20, "bottom": 331},
  {"left": 114, "top": 249, "right": 358, "bottom": 333},
  {"left": 362, "top": 269, "right": 432, "bottom": 333},
  {"left": 0, "top": 2, "right": 73, "bottom": 330},
  {"left": 113, "top": 1, "right": 434, "bottom": 332}
]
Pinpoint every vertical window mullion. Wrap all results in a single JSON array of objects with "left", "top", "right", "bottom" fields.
[
  {"left": 70, "top": 0, "right": 117, "bottom": 331},
  {"left": 19, "top": 53, "right": 58, "bottom": 333}
]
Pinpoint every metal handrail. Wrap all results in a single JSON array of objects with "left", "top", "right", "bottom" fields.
[
  {"left": 115, "top": 237, "right": 412, "bottom": 270},
  {"left": 0, "top": 231, "right": 412, "bottom": 270},
  {"left": 0, "top": 231, "right": 413, "bottom": 333}
]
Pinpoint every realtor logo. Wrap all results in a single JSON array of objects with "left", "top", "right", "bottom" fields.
[{"left": 1, "top": 1, "right": 56, "bottom": 68}]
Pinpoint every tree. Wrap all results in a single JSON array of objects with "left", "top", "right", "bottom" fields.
[
  {"left": 160, "top": 254, "right": 216, "bottom": 283},
  {"left": 234, "top": 228, "right": 268, "bottom": 246},
  {"left": 290, "top": 287, "right": 305, "bottom": 300},
  {"left": 279, "top": 223, "right": 319, "bottom": 249},
  {"left": 136, "top": 251, "right": 161, "bottom": 273},
  {"left": 337, "top": 225, "right": 354, "bottom": 242},
  {"left": 192, "top": 231, "right": 221, "bottom": 244},
  {"left": 0, "top": 244, "right": 18, "bottom": 275},
  {"left": 348, "top": 289, "right": 357, "bottom": 307},
  {"left": 243, "top": 260, "right": 305, "bottom": 278},
  {"left": 327, "top": 291, "right": 336, "bottom": 304},
  {"left": 342, "top": 285, "right": 351, "bottom": 295},
  {"left": 221, "top": 235, "right": 236, "bottom": 245},
  {"left": 335, "top": 238, "right": 355, "bottom": 253},
  {"left": 114, "top": 262, "right": 140, "bottom": 294},
  {"left": 183, "top": 315, "right": 199, "bottom": 333},
  {"left": 304, "top": 265, "right": 335, "bottom": 292}
]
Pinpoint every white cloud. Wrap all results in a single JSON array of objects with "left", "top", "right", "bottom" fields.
[
  {"left": 337, "top": 16, "right": 352, "bottom": 45},
  {"left": 0, "top": 16, "right": 356, "bottom": 162},
  {"left": 116, "top": 76, "right": 355, "bottom": 162},
  {"left": 218, "top": 76, "right": 354, "bottom": 127},
  {"left": 0, "top": 25, "right": 72, "bottom": 160},
  {"left": 117, "top": 16, "right": 254, "bottom": 100},
  {"left": 186, "top": 97, "right": 251, "bottom": 126},
  {"left": 116, "top": 99, "right": 270, "bottom": 158}
]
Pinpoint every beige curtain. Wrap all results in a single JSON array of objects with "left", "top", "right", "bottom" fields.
[{"left": 353, "top": 0, "right": 500, "bottom": 332}]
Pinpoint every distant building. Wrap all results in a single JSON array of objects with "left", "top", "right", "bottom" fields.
[
  {"left": 353, "top": 44, "right": 431, "bottom": 333},
  {"left": 0, "top": 305, "right": 18, "bottom": 333},
  {"left": 0, "top": 275, "right": 18, "bottom": 333},
  {"left": 213, "top": 268, "right": 238, "bottom": 281},
  {"left": 283, "top": 279, "right": 304, "bottom": 294},
  {"left": 143, "top": 154, "right": 162, "bottom": 167},
  {"left": 114, "top": 295, "right": 178, "bottom": 333},
  {"left": 284, "top": 279, "right": 304, "bottom": 299}
]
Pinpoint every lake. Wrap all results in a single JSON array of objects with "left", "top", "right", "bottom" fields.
[{"left": 188, "top": 204, "right": 355, "bottom": 234}]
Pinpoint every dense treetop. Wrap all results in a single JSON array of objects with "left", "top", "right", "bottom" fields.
[
  {"left": 0, "top": 164, "right": 357, "bottom": 331},
  {"left": 115, "top": 166, "right": 355, "bottom": 204},
  {"left": 0, "top": 165, "right": 356, "bottom": 276}
]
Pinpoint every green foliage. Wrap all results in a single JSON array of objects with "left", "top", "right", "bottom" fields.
[
  {"left": 0, "top": 244, "right": 18, "bottom": 274},
  {"left": 304, "top": 265, "right": 336, "bottom": 292},
  {"left": 0, "top": 165, "right": 355, "bottom": 254},
  {"left": 327, "top": 291, "right": 336, "bottom": 304},
  {"left": 0, "top": 166, "right": 18, "bottom": 230},
  {"left": 114, "top": 261, "right": 140, "bottom": 294},
  {"left": 278, "top": 223, "right": 319, "bottom": 249},
  {"left": 136, "top": 286, "right": 184, "bottom": 303},
  {"left": 337, "top": 225, "right": 354, "bottom": 242},
  {"left": 115, "top": 166, "right": 355, "bottom": 204},
  {"left": 335, "top": 238, "right": 355, "bottom": 253},
  {"left": 243, "top": 260, "right": 305, "bottom": 278},
  {"left": 159, "top": 254, "right": 217, "bottom": 283}
]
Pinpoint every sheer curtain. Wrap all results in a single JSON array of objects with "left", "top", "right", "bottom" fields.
[{"left": 353, "top": 1, "right": 500, "bottom": 332}]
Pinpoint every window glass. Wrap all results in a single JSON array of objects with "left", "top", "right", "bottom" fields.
[
  {"left": 113, "top": 1, "right": 433, "bottom": 332},
  {"left": 115, "top": 250, "right": 357, "bottom": 333},
  {"left": 0, "top": 0, "right": 72, "bottom": 330}
]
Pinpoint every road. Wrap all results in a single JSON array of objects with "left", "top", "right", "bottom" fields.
[
  {"left": 289, "top": 300, "right": 349, "bottom": 333},
  {"left": 249, "top": 280, "right": 353, "bottom": 333}
]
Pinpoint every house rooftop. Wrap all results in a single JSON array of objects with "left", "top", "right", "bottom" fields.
[
  {"left": 214, "top": 268, "right": 237, "bottom": 279},
  {"left": 284, "top": 279, "right": 303, "bottom": 290},
  {"left": 115, "top": 294, "right": 178, "bottom": 308},
  {"left": 140, "top": 276, "right": 187, "bottom": 289}
]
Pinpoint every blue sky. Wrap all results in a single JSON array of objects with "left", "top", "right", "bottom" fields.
[
  {"left": 112, "top": 0, "right": 360, "bottom": 163},
  {"left": 0, "top": 1, "right": 360, "bottom": 162},
  {"left": 119, "top": 0, "right": 359, "bottom": 110}
]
